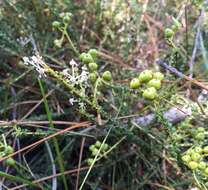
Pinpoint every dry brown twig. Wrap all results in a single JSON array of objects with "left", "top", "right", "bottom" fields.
[{"left": 0, "top": 122, "right": 90, "bottom": 163}]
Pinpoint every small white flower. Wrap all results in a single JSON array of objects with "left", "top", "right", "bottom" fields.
[
  {"left": 70, "top": 76, "right": 77, "bottom": 84},
  {"left": 79, "top": 70, "right": 89, "bottom": 83},
  {"left": 69, "top": 98, "right": 77, "bottom": 105},
  {"left": 23, "top": 53, "right": 47, "bottom": 78},
  {"left": 62, "top": 68, "right": 70, "bottom": 76},
  {"left": 78, "top": 102, "right": 85, "bottom": 109},
  {"left": 198, "top": 89, "right": 208, "bottom": 103},
  {"left": 69, "top": 59, "right": 78, "bottom": 66},
  {"left": 81, "top": 66, "right": 88, "bottom": 71},
  {"left": 17, "top": 36, "right": 30, "bottom": 46},
  {"left": 22, "top": 57, "right": 29, "bottom": 65}
]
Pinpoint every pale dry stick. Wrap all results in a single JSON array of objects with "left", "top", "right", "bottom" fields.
[
  {"left": 80, "top": 15, "right": 87, "bottom": 42},
  {"left": 156, "top": 59, "right": 208, "bottom": 91},
  {"left": 45, "top": 142, "right": 57, "bottom": 190},
  {"left": 0, "top": 122, "right": 90, "bottom": 163},
  {"left": 98, "top": 51, "right": 135, "bottom": 70},
  {"left": 22, "top": 155, "right": 36, "bottom": 179},
  {"left": 75, "top": 137, "right": 86, "bottom": 190},
  {"left": 189, "top": 28, "right": 201, "bottom": 78},
  {"left": 144, "top": 15, "right": 159, "bottom": 69},
  {"left": 150, "top": 182, "right": 174, "bottom": 190},
  {"left": 84, "top": 26, "right": 102, "bottom": 42},
  {"left": 20, "top": 89, "right": 54, "bottom": 120},
  {"left": 0, "top": 183, "right": 10, "bottom": 190},
  {"left": 0, "top": 121, "right": 76, "bottom": 136},
  {"left": 142, "top": 13, "right": 163, "bottom": 31},
  {"left": 0, "top": 100, "right": 40, "bottom": 114},
  {"left": 21, "top": 122, "right": 90, "bottom": 158},
  {"left": 140, "top": 0, "right": 149, "bottom": 24},
  {"left": 20, "top": 126, "right": 95, "bottom": 164},
  {"left": 96, "top": 49, "right": 130, "bottom": 68},
  {"left": 0, "top": 120, "right": 80, "bottom": 127},
  {"left": 10, "top": 165, "right": 101, "bottom": 190},
  {"left": 186, "top": 28, "right": 203, "bottom": 114}
]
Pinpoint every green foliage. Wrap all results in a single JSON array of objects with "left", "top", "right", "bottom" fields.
[{"left": 1, "top": 0, "right": 208, "bottom": 189}]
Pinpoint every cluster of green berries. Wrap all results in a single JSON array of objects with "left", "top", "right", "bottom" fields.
[
  {"left": 164, "top": 17, "right": 181, "bottom": 40},
  {"left": 191, "top": 127, "right": 205, "bottom": 141},
  {"left": 87, "top": 141, "right": 109, "bottom": 165},
  {"left": 0, "top": 145, "right": 15, "bottom": 166},
  {"left": 79, "top": 49, "right": 112, "bottom": 84},
  {"left": 52, "top": 12, "right": 73, "bottom": 47},
  {"left": 52, "top": 12, "right": 72, "bottom": 29},
  {"left": 130, "top": 70, "right": 164, "bottom": 100},
  {"left": 182, "top": 146, "right": 208, "bottom": 176}
]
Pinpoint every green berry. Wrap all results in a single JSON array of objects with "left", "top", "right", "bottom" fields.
[
  {"left": 88, "top": 72, "right": 97, "bottom": 83},
  {"left": 186, "top": 149, "right": 194, "bottom": 156},
  {"left": 82, "top": 53, "right": 94, "bottom": 64},
  {"left": 194, "top": 147, "right": 203, "bottom": 154},
  {"left": 204, "top": 146, "right": 208, "bottom": 153},
  {"left": 179, "top": 122, "right": 189, "bottom": 129},
  {"left": 188, "top": 161, "right": 198, "bottom": 170},
  {"left": 138, "top": 70, "right": 153, "bottom": 83},
  {"left": 197, "top": 127, "right": 205, "bottom": 132},
  {"left": 95, "top": 141, "right": 101, "bottom": 148},
  {"left": 171, "top": 17, "right": 181, "bottom": 32},
  {"left": 54, "top": 39, "right": 62, "bottom": 48},
  {"left": 198, "top": 161, "right": 206, "bottom": 170},
  {"left": 59, "top": 12, "right": 65, "bottom": 19},
  {"left": 79, "top": 52, "right": 87, "bottom": 61},
  {"left": 52, "top": 21, "right": 61, "bottom": 29},
  {"left": 173, "top": 134, "right": 183, "bottom": 141},
  {"left": 153, "top": 72, "right": 164, "bottom": 81},
  {"left": 147, "top": 79, "right": 161, "bottom": 90},
  {"left": 88, "top": 62, "right": 98, "bottom": 71},
  {"left": 92, "top": 148, "right": 99, "bottom": 156},
  {"left": 63, "top": 12, "right": 72, "bottom": 24},
  {"left": 87, "top": 158, "right": 94, "bottom": 166},
  {"left": 143, "top": 87, "right": 157, "bottom": 100},
  {"left": 102, "top": 71, "right": 112, "bottom": 81},
  {"left": 181, "top": 155, "right": 191, "bottom": 163},
  {"left": 5, "top": 158, "right": 15, "bottom": 166},
  {"left": 102, "top": 144, "right": 109, "bottom": 151},
  {"left": 171, "top": 25, "right": 178, "bottom": 32},
  {"left": 63, "top": 15, "right": 71, "bottom": 24},
  {"left": 4, "top": 146, "right": 14, "bottom": 155},
  {"left": 130, "top": 78, "right": 140, "bottom": 89},
  {"left": 65, "top": 12, "right": 73, "bottom": 18},
  {"left": 88, "top": 49, "right": 98, "bottom": 59},
  {"left": 89, "top": 145, "right": 95, "bottom": 152},
  {"left": 191, "top": 152, "right": 201, "bottom": 161},
  {"left": 165, "top": 28, "right": 174, "bottom": 39},
  {"left": 195, "top": 132, "right": 205, "bottom": 141},
  {"left": 205, "top": 167, "right": 208, "bottom": 175}
]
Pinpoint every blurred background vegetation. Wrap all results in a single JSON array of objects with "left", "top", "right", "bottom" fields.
[{"left": 1, "top": 0, "right": 208, "bottom": 189}]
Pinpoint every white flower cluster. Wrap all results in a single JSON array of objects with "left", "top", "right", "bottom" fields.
[
  {"left": 66, "top": 59, "right": 89, "bottom": 109},
  {"left": 23, "top": 53, "right": 47, "bottom": 78},
  {"left": 23, "top": 55, "right": 88, "bottom": 109},
  {"left": 17, "top": 36, "right": 30, "bottom": 47},
  {"left": 69, "top": 98, "right": 78, "bottom": 105},
  {"left": 69, "top": 98, "right": 85, "bottom": 109},
  {"left": 62, "top": 59, "right": 89, "bottom": 86}
]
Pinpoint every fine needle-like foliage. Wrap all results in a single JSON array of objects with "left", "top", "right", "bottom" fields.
[{"left": 1, "top": 0, "right": 208, "bottom": 190}]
